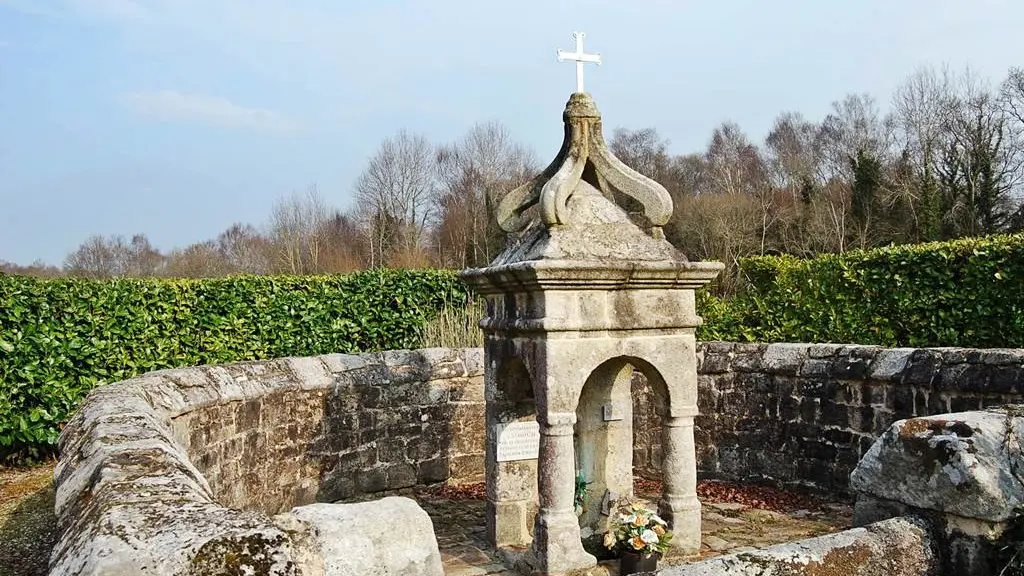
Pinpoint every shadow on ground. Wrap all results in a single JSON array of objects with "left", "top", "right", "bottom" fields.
[{"left": 0, "top": 465, "right": 57, "bottom": 576}]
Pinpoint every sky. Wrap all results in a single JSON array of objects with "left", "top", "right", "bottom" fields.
[{"left": 2, "top": 0, "right": 1023, "bottom": 266}]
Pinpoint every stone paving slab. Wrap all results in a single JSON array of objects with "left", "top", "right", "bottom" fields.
[{"left": 417, "top": 485, "right": 853, "bottom": 575}]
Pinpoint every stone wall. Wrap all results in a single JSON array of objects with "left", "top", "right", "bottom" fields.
[
  {"left": 168, "top": 349, "right": 485, "bottom": 514},
  {"left": 52, "top": 341, "right": 1024, "bottom": 573},
  {"left": 51, "top": 348, "right": 482, "bottom": 574},
  {"left": 634, "top": 342, "right": 1024, "bottom": 493}
]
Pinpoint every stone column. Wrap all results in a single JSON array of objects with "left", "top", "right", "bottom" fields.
[
  {"left": 659, "top": 414, "right": 701, "bottom": 553},
  {"left": 530, "top": 412, "right": 596, "bottom": 573}
]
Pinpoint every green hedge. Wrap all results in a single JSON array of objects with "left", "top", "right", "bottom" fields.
[
  {"left": 5, "top": 235, "right": 1023, "bottom": 462},
  {"left": 697, "top": 233, "right": 1024, "bottom": 347},
  {"left": 0, "top": 269, "right": 469, "bottom": 462}
]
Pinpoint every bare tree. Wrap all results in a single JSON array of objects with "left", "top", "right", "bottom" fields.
[
  {"left": 1001, "top": 67, "right": 1024, "bottom": 126},
  {"left": 817, "top": 93, "right": 893, "bottom": 184},
  {"left": 63, "top": 233, "right": 164, "bottom": 278},
  {"left": 124, "top": 234, "right": 164, "bottom": 277},
  {"left": 215, "top": 223, "right": 273, "bottom": 274},
  {"left": 671, "top": 192, "right": 761, "bottom": 294},
  {"left": 434, "top": 122, "right": 535, "bottom": 268},
  {"left": 320, "top": 211, "right": 365, "bottom": 272},
  {"left": 701, "top": 122, "right": 777, "bottom": 253},
  {"left": 353, "top": 130, "right": 438, "bottom": 268},
  {"left": 164, "top": 241, "right": 228, "bottom": 278},
  {"left": 267, "top": 184, "right": 332, "bottom": 274},
  {"left": 937, "top": 70, "right": 1024, "bottom": 236},
  {"left": 891, "top": 67, "right": 956, "bottom": 240},
  {"left": 0, "top": 259, "right": 61, "bottom": 278},
  {"left": 765, "top": 111, "right": 823, "bottom": 194},
  {"left": 610, "top": 128, "right": 672, "bottom": 180},
  {"left": 703, "top": 121, "right": 767, "bottom": 197}
]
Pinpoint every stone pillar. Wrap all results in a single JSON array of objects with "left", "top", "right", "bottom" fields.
[
  {"left": 660, "top": 414, "right": 701, "bottom": 553},
  {"left": 485, "top": 422, "right": 537, "bottom": 547},
  {"left": 530, "top": 412, "right": 596, "bottom": 573}
]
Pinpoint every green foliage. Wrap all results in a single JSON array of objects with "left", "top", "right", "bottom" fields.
[
  {"left": 698, "top": 233, "right": 1024, "bottom": 348},
  {"left": 0, "top": 269, "right": 468, "bottom": 463},
  {"left": 7, "top": 235, "right": 1024, "bottom": 463},
  {"left": 851, "top": 149, "right": 883, "bottom": 228}
]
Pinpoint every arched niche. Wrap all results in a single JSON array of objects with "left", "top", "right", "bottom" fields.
[{"left": 573, "top": 356, "right": 670, "bottom": 538}]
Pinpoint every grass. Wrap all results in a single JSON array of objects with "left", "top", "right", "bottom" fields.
[
  {"left": 0, "top": 464, "right": 57, "bottom": 576},
  {"left": 418, "top": 298, "right": 485, "bottom": 349}
]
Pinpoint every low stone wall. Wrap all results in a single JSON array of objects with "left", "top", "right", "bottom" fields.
[
  {"left": 168, "top": 349, "right": 485, "bottom": 514},
  {"left": 634, "top": 343, "right": 1024, "bottom": 493},
  {"left": 51, "top": 348, "right": 482, "bottom": 574},
  {"left": 52, "top": 342, "right": 1024, "bottom": 573}
]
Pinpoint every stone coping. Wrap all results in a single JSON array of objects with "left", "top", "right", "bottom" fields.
[
  {"left": 658, "top": 516, "right": 939, "bottom": 576},
  {"left": 50, "top": 348, "right": 481, "bottom": 575}
]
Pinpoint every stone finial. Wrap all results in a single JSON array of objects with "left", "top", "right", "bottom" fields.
[{"left": 496, "top": 93, "right": 673, "bottom": 239}]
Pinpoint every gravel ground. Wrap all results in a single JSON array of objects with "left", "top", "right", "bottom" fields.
[{"left": 0, "top": 465, "right": 57, "bottom": 576}]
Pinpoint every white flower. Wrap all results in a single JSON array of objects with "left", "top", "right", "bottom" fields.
[
  {"left": 619, "top": 513, "right": 636, "bottom": 525},
  {"left": 640, "top": 529, "right": 659, "bottom": 544},
  {"left": 651, "top": 514, "right": 667, "bottom": 526}
]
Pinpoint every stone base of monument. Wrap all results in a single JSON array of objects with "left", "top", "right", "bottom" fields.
[{"left": 497, "top": 546, "right": 618, "bottom": 576}]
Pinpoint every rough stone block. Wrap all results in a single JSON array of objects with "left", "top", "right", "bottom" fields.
[
  {"left": 798, "top": 359, "right": 831, "bottom": 377},
  {"left": 831, "top": 355, "right": 870, "bottom": 379},
  {"left": 990, "top": 365, "right": 1024, "bottom": 392},
  {"left": 980, "top": 349, "right": 1024, "bottom": 365},
  {"left": 417, "top": 457, "right": 450, "bottom": 484},
  {"left": 851, "top": 409, "right": 1024, "bottom": 522},
  {"left": 807, "top": 344, "right": 842, "bottom": 358},
  {"left": 486, "top": 499, "right": 536, "bottom": 548},
  {"left": 357, "top": 467, "right": 388, "bottom": 493},
  {"left": 864, "top": 348, "right": 913, "bottom": 379},
  {"left": 731, "top": 350, "right": 763, "bottom": 372},
  {"left": 700, "top": 353, "right": 733, "bottom": 374},
  {"left": 658, "top": 517, "right": 939, "bottom": 576},
  {"left": 463, "top": 347, "right": 485, "bottom": 376},
  {"left": 902, "top": 350, "right": 943, "bottom": 385},
  {"left": 761, "top": 343, "right": 808, "bottom": 375},
  {"left": 276, "top": 498, "right": 444, "bottom": 576}
]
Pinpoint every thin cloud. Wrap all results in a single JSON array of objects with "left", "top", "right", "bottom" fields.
[{"left": 122, "top": 90, "right": 298, "bottom": 134}]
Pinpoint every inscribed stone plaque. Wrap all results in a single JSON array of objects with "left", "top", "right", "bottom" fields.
[{"left": 496, "top": 421, "right": 540, "bottom": 462}]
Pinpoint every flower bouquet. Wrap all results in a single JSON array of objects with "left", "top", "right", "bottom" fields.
[{"left": 602, "top": 501, "right": 672, "bottom": 575}]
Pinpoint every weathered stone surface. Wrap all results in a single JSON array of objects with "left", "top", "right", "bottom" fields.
[
  {"left": 658, "top": 517, "right": 939, "bottom": 576},
  {"left": 275, "top": 498, "right": 444, "bottom": 576},
  {"left": 761, "top": 344, "right": 809, "bottom": 375},
  {"left": 53, "top": 337, "right": 1024, "bottom": 575},
  {"left": 52, "top": 348, "right": 484, "bottom": 576},
  {"left": 673, "top": 343, "right": 1024, "bottom": 494},
  {"left": 463, "top": 91, "right": 724, "bottom": 574},
  {"left": 850, "top": 409, "right": 1024, "bottom": 522},
  {"left": 495, "top": 93, "right": 673, "bottom": 237}
]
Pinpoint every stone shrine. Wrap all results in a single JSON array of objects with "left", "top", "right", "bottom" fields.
[{"left": 460, "top": 33, "right": 724, "bottom": 575}]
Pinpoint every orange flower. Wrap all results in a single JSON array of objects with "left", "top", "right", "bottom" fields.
[
  {"left": 632, "top": 515, "right": 646, "bottom": 527},
  {"left": 630, "top": 536, "right": 646, "bottom": 550},
  {"left": 653, "top": 525, "right": 665, "bottom": 536}
]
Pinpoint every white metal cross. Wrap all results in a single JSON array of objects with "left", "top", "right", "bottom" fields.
[{"left": 557, "top": 32, "right": 601, "bottom": 93}]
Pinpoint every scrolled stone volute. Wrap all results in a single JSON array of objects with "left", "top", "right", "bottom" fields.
[{"left": 496, "top": 93, "right": 673, "bottom": 238}]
